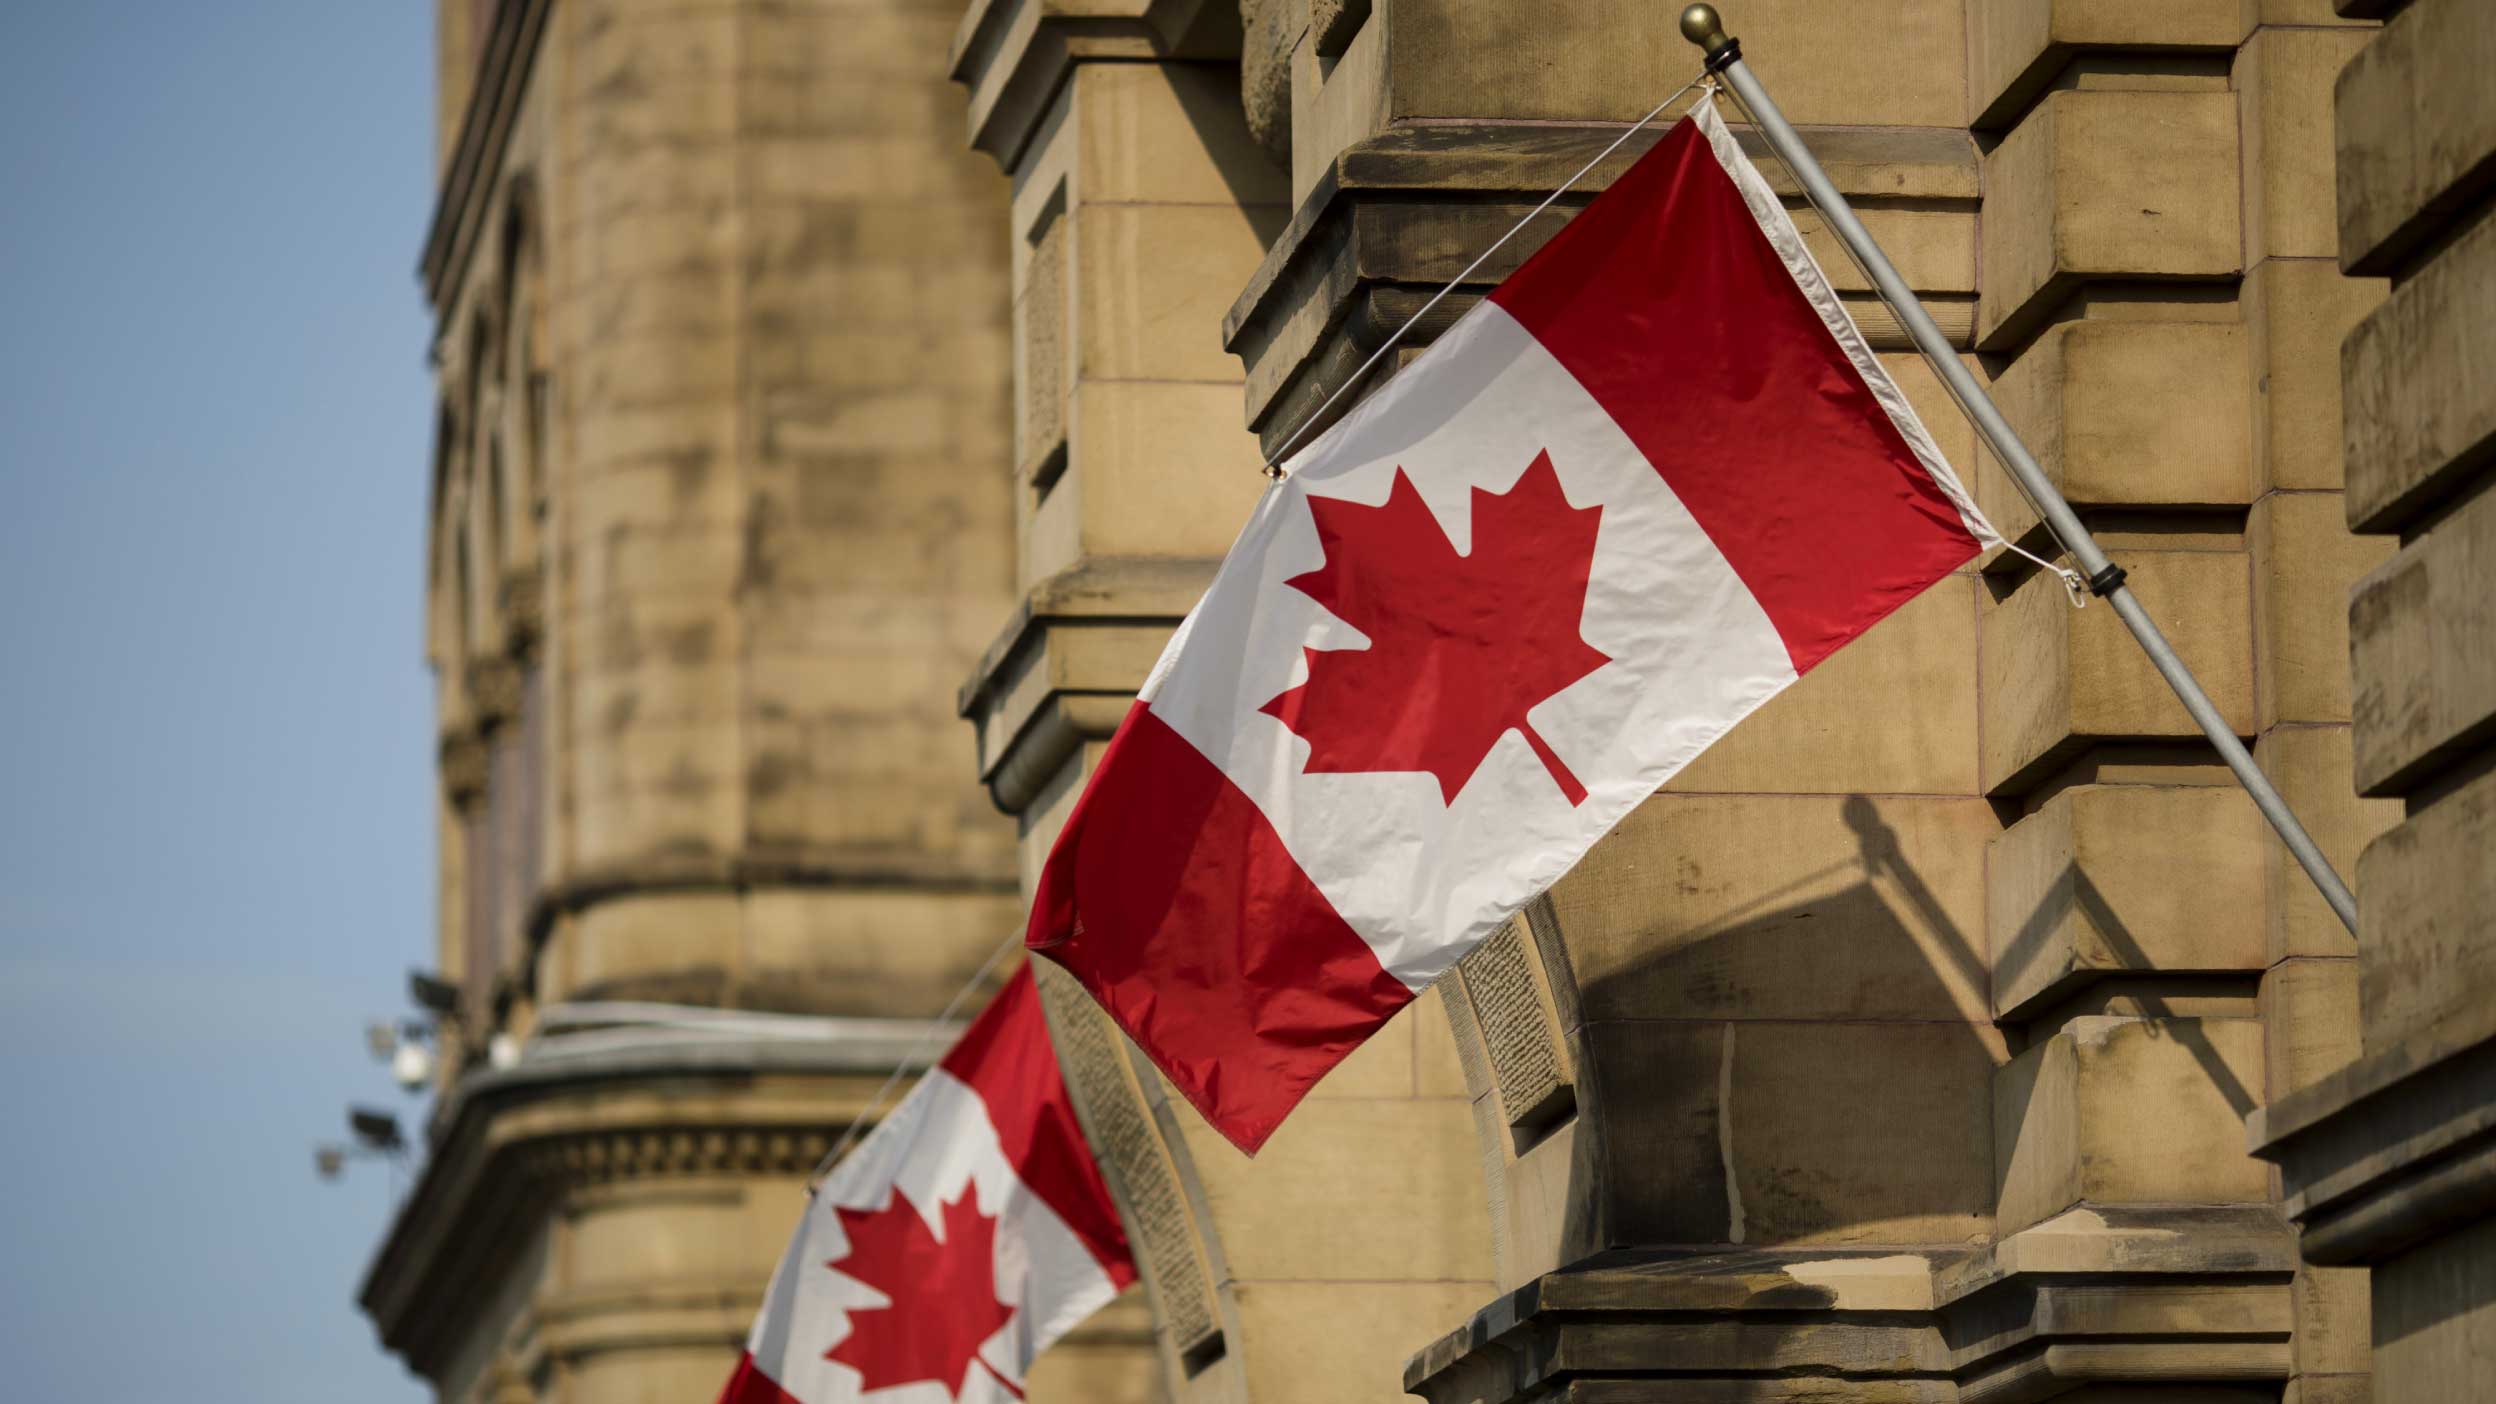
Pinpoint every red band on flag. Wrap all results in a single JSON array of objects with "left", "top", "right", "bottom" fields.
[
  {"left": 1028, "top": 703, "right": 1416, "bottom": 1153},
  {"left": 1489, "top": 119, "right": 1979, "bottom": 673},
  {"left": 939, "top": 967, "right": 1136, "bottom": 1286},
  {"left": 719, "top": 1355, "right": 806, "bottom": 1404}
]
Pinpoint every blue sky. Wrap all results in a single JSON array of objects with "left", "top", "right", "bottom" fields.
[{"left": 1, "top": 4, "right": 435, "bottom": 1397}]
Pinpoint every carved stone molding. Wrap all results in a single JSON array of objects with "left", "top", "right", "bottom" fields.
[
  {"left": 1406, "top": 1207, "right": 2296, "bottom": 1404},
  {"left": 361, "top": 1035, "right": 930, "bottom": 1381},
  {"left": 956, "top": 557, "right": 1221, "bottom": 814},
  {"left": 1223, "top": 122, "right": 1981, "bottom": 458},
  {"left": 2251, "top": 994, "right": 2496, "bottom": 1266},
  {"left": 1033, "top": 961, "right": 1231, "bottom": 1383},
  {"left": 948, "top": 0, "right": 1243, "bottom": 170}
]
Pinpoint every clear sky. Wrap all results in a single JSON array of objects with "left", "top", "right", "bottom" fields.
[{"left": 1, "top": 4, "right": 436, "bottom": 1398}]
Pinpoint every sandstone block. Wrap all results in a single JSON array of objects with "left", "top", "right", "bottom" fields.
[
  {"left": 2371, "top": 1215, "right": 2496, "bottom": 1404},
  {"left": 1063, "top": 379, "right": 1270, "bottom": 558},
  {"left": 1976, "top": 320, "right": 2252, "bottom": 554},
  {"left": 1669, "top": 579, "right": 1978, "bottom": 795},
  {"left": 2244, "top": 256, "right": 2383, "bottom": 494},
  {"left": 1229, "top": 1280, "right": 1495, "bottom": 1404},
  {"left": 2253, "top": 725, "right": 2398, "bottom": 961},
  {"left": 738, "top": 890, "right": 1022, "bottom": 1016},
  {"left": 1988, "top": 785, "right": 2269, "bottom": 1021},
  {"left": 1994, "top": 1015, "right": 2270, "bottom": 1235},
  {"left": 1550, "top": 794, "right": 1992, "bottom": 1025},
  {"left": 1982, "top": 549, "right": 2255, "bottom": 794},
  {"left": 2288, "top": 1261, "right": 2373, "bottom": 1379},
  {"left": 1969, "top": 0, "right": 2246, "bottom": 131},
  {"left": 2340, "top": 204, "right": 2496, "bottom": 534},
  {"left": 2251, "top": 491, "right": 2393, "bottom": 730},
  {"left": 2237, "top": 26, "right": 2374, "bottom": 267},
  {"left": 2348, "top": 482, "right": 2496, "bottom": 794},
  {"left": 1073, "top": 62, "right": 1287, "bottom": 208},
  {"left": 1176, "top": 1098, "right": 1491, "bottom": 1284},
  {"left": 1586, "top": 1019, "right": 1997, "bottom": 1249},
  {"left": 1379, "top": 0, "right": 1965, "bottom": 130},
  {"left": 1073, "top": 202, "right": 1273, "bottom": 383},
  {"left": 2332, "top": 0, "right": 2496, "bottom": 275},
  {"left": 2354, "top": 761, "right": 2496, "bottom": 1058},
  {"left": 2262, "top": 958, "right": 2362, "bottom": 1102},
  {"left": 1979, "top": 91, "right": 2244, "bottom": 350},
  {"left": 547, "top": 892, "right": 741, "bottom": 1006}
]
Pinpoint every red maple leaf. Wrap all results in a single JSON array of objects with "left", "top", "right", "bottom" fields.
[
  {"left": 1263, "top": 451, "right": 1610, "bottom": 805},
  {"left": 825, "top": 1186, "right": 1021, "bottom": 1400}
]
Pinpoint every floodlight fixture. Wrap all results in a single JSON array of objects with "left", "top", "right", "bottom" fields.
[
  {"left": 408, "top": 970, "right": 460, "bottom": 1016},
  {"left": 349, "top": 1106, "right": 405, "bottom": 1153}
]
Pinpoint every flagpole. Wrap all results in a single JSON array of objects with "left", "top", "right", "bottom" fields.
[{"left": 1677, "top": 4, "right": 2359, "bottom": 935}]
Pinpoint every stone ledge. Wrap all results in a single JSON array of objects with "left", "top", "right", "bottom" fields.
[
  {"left": 2347, "top": 482, "right": 2496, "bottom": 794},
  {"left": 360, "top": 1043, "right": 916, "bottom": 1378},
  {"left": 2332, "top": 0, "right": 2496, "bottom": 277},
  {"left": 2249, "top": 994, "right": 2496, "bottom": 1266},
  {"left": 1405, "top": 1207, "right": 2294, "bottom": 1404},
  {"left": 947, "top": 0, "right": 1239, "bottom": 170},
  {"left": 1223, "top": 120, "right": 1979, "bottom": 456},
  {"left": 1977, "top": 89, "right": 2244, "bottom": 352},
  {"left": 2339, "top": 203, "right": 2496, "bottom": 535},
  {"left": 956, "top": 557, "right": 1216, "bottom": 811}
]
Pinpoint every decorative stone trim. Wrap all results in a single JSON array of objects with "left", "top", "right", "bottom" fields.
[
  {"left": 361, "top": 1037, "right": 923, "bottom": 1379},
  {"left": 1447, "top": 918, "right": 1574, "bottom": 1147},
  {"left": 1032, "top": 961, "right": 1228, "bottom": 1374},
  {"left": 512, "top": 1126, "right": 836, "bottom": 1187},
  {"left": 1406, "top": 1207, "right": 2295, "bottom": 1404},
  {"left": 2251, "top": 995, "right": 2496, "bottom": 1266},
  {"left": 1223, "top": 122, "right": 1981, "bottom": 456}
]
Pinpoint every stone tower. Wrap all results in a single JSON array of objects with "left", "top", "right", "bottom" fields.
[{"left": 362, "top": 2, "right": 1155, "bottom": 1399}]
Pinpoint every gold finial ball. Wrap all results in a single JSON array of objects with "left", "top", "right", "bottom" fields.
[{"left": 1679, "top": 4, "right": 1726, "bottom": 48}]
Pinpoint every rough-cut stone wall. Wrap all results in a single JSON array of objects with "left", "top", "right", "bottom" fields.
[{"left": 2251, "top": 3, "right": 2496, "bottom": 1401}]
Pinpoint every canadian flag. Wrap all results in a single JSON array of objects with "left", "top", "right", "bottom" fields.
[
  {"left": 719, "top": 967, "right": 1134, "bottom": 1404},
  {"left": 1028, "top": 96, "right": 2000, "bottom": 1153}
]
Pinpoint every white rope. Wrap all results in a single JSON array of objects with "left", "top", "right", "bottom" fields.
[
  {"left": 1713, "top": 81, "right": 2090, "bottom": 609},
  {"left": 803, "top": 930, "right": 1024, "bottom": 1195},
  {"left": 1259, "top": 70, "right": 1712, "bottom": 480}
]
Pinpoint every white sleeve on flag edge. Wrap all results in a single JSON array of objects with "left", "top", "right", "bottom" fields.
[{"left": 1691, "top": 96, "right": 2003, "bottom": 550}]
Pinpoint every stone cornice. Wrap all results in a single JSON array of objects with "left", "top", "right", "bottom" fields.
[
  {"left": 522, "top": 845, "right": 1019, "bottom": 953},
  {"left": 955, "top": 557, "right": 1217, "bottom": 812},
  {"left": 1223, "top": 121, "right": 1980, "bottom": 457},
  {"left": 2248, "top": 994, "right": 2496, "bottom": 1265},
  {"left": 359, "top": 1030, "right": 944, "bottom": 1378},
  {"left": 1406, "top": 1206, "right": 2295, "bottom": 1404},
  {"left": 947, "top": 0, "right": 1241, "bottom": 172},
  {"left": 420, "top": 0, "right": 551, "bottom": 316}
]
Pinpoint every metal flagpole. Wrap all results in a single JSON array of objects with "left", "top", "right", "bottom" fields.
[{"left": 1676, "top": 4, "right": 2360, "bottom": 935}]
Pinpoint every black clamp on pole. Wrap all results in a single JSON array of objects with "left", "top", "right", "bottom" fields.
[
  {"left": 2086, "top": 562, "right": 2128, "bottom": 598},
  {"left": 1679, "top": 5, "right": 1743, "bottom": 73}
]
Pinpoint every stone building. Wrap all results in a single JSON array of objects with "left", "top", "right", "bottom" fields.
[
  {"left": 364, "top": 1, "right": 1151, "bottom": 1399},
  {"left": 366, "top": 1, "right": 2491, "bottom": 1402},
  {"left": 2250, "top": 2, "right": 2496, "bottom": 1401}
]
